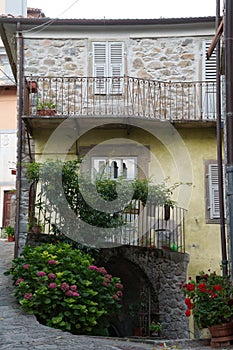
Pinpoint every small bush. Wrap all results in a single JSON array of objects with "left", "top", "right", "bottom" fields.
[{"left": 5, "top": 243, "right": 123, "bottom": 335}]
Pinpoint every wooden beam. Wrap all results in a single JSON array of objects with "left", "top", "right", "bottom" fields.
[{"left": 207, "top": 18, "right": 224, "bottom": 60}]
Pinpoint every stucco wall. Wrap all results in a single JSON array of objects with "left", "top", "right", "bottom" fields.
[
  {"left": 31, "top": 123, "right": 220, "bottom": 280},
  {"left": 0, "top": 88, "right": 17, "bottom": 231}
]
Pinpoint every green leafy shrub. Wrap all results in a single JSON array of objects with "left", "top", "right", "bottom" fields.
[
  {"left": 25, "top": 159, "right": 176, "bottom": 243},
  {"left": 5, "top": 243, "right": 123, "bottom": 335}
]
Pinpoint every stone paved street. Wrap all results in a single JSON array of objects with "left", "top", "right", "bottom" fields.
[{"left": 1, "top": 240, "right": 233, "bottom": 350}]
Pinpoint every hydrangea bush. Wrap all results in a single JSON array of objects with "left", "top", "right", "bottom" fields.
[{"left": 5, "top": 243, "right": 123, "bottom": 335}]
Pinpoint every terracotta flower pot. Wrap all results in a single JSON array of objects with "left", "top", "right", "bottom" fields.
[
  {"left": 7, "top": 236, "right": 14, "bottom": 242},
  {"left": 209, "top": 322, "right": 233, "bottom": 338},
  {"left": 37, "top": 109, "right": 56, "bottom": 116}
]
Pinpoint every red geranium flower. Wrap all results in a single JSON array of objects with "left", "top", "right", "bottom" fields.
[
  {"left": 186, "top": 283, "right": 195, "bottom": 291},
  {"left": 185, "top": 309, "right": 191, "bottom": 316},
  {"left": 198, "top": 283, "right": 207, "bottom": 292},
  {"left": 214, "top": 285, "right": 222, "bottom": 291}
]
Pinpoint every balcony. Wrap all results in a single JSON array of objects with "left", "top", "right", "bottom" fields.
[
  {"left": 24, "top": 76, "right": 216, "bottom": 124},
  {"left": 30, "top": 189, "right": 186, "bottom": 252}
]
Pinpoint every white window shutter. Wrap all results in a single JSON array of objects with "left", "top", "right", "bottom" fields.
[
  {"left": 109, "top": 42, "right": 124, "bottom": 93},
  {"left": 208, "top": 163, "right": 225, "bottom": 219},
  {"left": 204, "top": 41, "right": 216, "bottom": 81},
  {"left": 93, "top": 43, "right": 107, "bottom": 94},
  {"left": 202, "top": 41, "right": 216, "bottom": 119}
]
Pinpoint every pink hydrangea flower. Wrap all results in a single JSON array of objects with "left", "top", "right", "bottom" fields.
[
  {"left": 37, "top": 271, "right": 46, "bottom": 277},
  {"left": 102, "top": 282, "right": 109, "bottom": 287},
  {"left": 60, "top": 282, "right": 69, "bottom": 291},
  {"left": 48, "top": 273, "right": 56, "bottom": 280},
  {"left": 48, "top": 283, "right": 57, "bottom": 289},
  {"left": 65, "top": 290, "right": 73, "bottom": 297},
  {"left": 23, "top": 264, "right": 30, "bottom": 269},
  {"left": 48, "top": 260, "right": 57, "bottom": 265},
  {"left": 15, "top": 278, "right": 24, "bottom": 285},
  {"left": 72, "top": 292, "right": 80, "bottom": 297},
  {"left": 112, "top": 294, "right": 120, "bottom": 301},
  {"left": 115, "top": 282, "right": 123, "bottom": 290},
  {"left": 70, "top": 285, "right": 77, "bottom": 291},
  {"left": 88, "top": 265, "right": 98, "bottom": 271},
  {"left": 116, "top": 290, "right": 123, "bottom": 297},
  {"left": 24, "top": 293, "right": 33, "bottom": 300},
  {"left": 98, "top": 267, "right": 107, "bottom": 275}
]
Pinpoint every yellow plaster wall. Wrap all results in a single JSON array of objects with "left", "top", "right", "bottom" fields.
[{"left": 34, "top": 124, "right": 221, "bottom": 277}]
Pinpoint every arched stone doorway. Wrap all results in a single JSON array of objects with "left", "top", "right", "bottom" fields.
[
  {"left": 95, "top": 245, "right": 189, "bottom": 339},
  {"left": 96, "top": 256, "right": 157, "bottom": 337}
]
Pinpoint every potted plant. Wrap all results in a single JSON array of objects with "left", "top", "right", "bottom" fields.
[
  {"left": 181, "top": 269, "right": 233, "bottom": 344},
  {"left": 30, "top": 218, "right": 44, "bottom": 234},
  {"left": 36, "top": 99, "right": 56, "bottom": 116},
  {"left": 27, "top": 80, "right": 38, "bottom": 93},
  {"left": 149, "top": 321, "right": 162, "bottom": 336},
  {"left": 4, "top": 225, "right": 15, "bottom": 242}
]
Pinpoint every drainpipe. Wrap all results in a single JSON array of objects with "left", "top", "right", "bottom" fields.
[
  {"left": 216, "top": 1, "right": 228, "bottom": 275},
  {"left": 15, "top": 22, "right": 24, "bottom": 258},
  {"left": 224, "top": 0, "right": 233, "bottom": 277}
]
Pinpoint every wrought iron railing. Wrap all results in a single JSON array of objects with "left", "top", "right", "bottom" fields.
[
  {"left": 29, "top": 180, "right": 186, "bottom": 252},
  {"left": 25, "top": 76, "right": 216, "bottom": 121}
]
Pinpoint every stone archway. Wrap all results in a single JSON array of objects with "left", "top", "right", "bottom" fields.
[{"left": 96, "top": 245, "right": 190, "bottom": 339}]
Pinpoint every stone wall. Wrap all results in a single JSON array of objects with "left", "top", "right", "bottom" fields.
[
  {"left": 24, "top": 36, "right": 203, "bottom": 82},
  {"left": 96, "top": 246, "right": 190, "bottom": 339}
]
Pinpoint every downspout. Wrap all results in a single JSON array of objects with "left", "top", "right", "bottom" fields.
[
  {"left": 225, "top": 0, "right": 233, "bottom": 277},
  {"left": 216, "top": 1, "right": 228, "bottom": 275},
  {"left": 15, "top": 22, "right": 24, "bottom": 258}
]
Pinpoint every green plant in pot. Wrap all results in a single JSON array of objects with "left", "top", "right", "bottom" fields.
[
  {"left": 36, "top": 99, "right": 56, "bottom": 116},
  {"left": 149, "top": 321, "right": 162, "bottom": 336},
  {"left": 4, "top": 225, "right": 15, "bottom": 242}
]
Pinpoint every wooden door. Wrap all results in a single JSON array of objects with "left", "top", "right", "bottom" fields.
[{"left": 2, "top": 190, "right": 15, "bottom": 227}]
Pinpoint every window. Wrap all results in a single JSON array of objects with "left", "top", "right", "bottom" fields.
[
  {"left": 202, "top": 41, "right": 216, "bottom": 118},
  {"left": 205, "top": 161, "right": 225, "bottom": 222},
  {"left": 92, "top": 42, "right": 124, "bottom": 94},
  {"left": 92, "top": 157, "right": 137, "bottom": 180}
]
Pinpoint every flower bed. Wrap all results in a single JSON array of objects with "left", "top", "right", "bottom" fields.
[{"left": 5, "top": 243, "right": 123, "bottom": 335}]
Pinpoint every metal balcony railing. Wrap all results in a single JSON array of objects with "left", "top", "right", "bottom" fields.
[
  {"left": 25, "top": 76, "right": 216, "bottom": 121},
  {"left": 29, "top": 179, "right": 186, "bottom": 252}
]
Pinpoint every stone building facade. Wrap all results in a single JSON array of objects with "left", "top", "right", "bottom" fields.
[{"left": 0, "top": 16, "right": 222, "bottom": 339}]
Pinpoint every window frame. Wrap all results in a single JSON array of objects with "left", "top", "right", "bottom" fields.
[
  {"left": 92, "top": 156, "right": 138, "bottom": 180},
  {"left": 92, "top": 41, "right": 124, "bottom": 95},
  {"left": 205, "top": 160, "right": 225, "bottom": 223}
]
